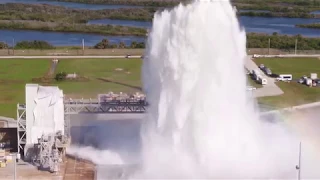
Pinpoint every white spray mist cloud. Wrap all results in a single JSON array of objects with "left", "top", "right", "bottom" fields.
[
  {"left": 132, "top": 0, "right": 320, "bottom": 179},
  {"left": 67, "top": 146, "right": 124, "bottom": 165}
]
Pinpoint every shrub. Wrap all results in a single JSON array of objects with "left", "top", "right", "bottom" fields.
[{"left": 55, "top": 72, "right": 67, "bottom": 81}]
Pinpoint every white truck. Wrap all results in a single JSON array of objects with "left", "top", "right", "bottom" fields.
[{"left": 276, "top": 74, "right": 292, "bottom": 82}]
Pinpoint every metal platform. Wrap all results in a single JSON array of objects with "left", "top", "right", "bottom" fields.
[
  {"left": 63, "top": 98, "right": 147, "bottom": 137},
  {"left": 64, "top": 98, "right": 147, "bottom": 114}
]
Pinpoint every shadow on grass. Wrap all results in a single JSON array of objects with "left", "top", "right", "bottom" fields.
[{"left": 96, "top": 78, "right": 142, "bottom": 91}]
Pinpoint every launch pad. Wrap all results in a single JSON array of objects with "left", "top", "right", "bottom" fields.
[{"left": 15, "top": 84, "right": 147, "bottom": 174}]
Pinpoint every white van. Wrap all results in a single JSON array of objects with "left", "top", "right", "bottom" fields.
[
  {"left": 276, "top": 74, "right": 292, "bottom": 81},
  {"left": 260, "top": 78, "right": 268, "bottom": 85}
]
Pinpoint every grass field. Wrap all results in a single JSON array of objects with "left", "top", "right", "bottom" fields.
[
  {"left": 0, "top": 59, "right": 50, "bottom": 117},
  {"left": 255, "top": 57, "right": 320, "bottom": 108},
  {"left": 54, "top": 58, "right": 142, "bottom": 97},
  {"left": 0, "top": 58, "right": 142, "bottom": 118},
  {"left": 1, "top": 57, "right": 320, "bottom": 117}
]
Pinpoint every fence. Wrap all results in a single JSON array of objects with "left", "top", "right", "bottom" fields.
[
  {"left": 0, "top": 48, "right": 145, "bottom": 56},
  {"left": 0, "top": 48, "right": 319, "bottom": 56}
]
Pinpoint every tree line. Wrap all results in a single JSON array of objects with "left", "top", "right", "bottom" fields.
[
  {"left": 247, "top": 33, "right": 320, "bottom": 50},
  {"left": 1, "top": 34, "right": 320, "bottom": 50}
]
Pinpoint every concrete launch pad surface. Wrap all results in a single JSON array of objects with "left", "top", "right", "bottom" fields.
[{"left": 0, "top": 156, "right": 94, "bottom": 180}]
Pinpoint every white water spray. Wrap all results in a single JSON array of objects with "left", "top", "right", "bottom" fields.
[{"left": 136, "top": 0, "right": 301, "bottom": 178}]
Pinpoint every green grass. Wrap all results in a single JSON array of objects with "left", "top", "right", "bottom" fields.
[
  {"left": 254, "top": 57, "right": 320, "bottom": 79},
  {"left": 0, "top": 58, "right": 143, "bottom": 118},
  {"left": 254, "top": 57, "right": 320, "bottom": 107},
  {"left": 0, "top": 59, "right": 51, "bottom": 117},
  {"left": 54, "top": 58, "right": 142, "bottom": 98}
]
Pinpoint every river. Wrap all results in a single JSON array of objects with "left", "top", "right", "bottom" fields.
[
  {"left": 1, "top": 1, "right": 320, "bottom": 46},
  {"left": 0, "top": 30, "right": 145, "bottom": 46},
  {"left": 88, "top": 16, "right": 320, "bottom": 37},
  {"left": 0, "top": 0, "right": 141, "bottom": 10}
]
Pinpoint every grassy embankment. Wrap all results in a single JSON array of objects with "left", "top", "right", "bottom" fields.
[
  {"left": 296, "top": 23, "right": 320, "bottom": 29},
  {"left": 0, "top": 58, "right": 142, "bottom": 118},
  {"left": 255, "top": 57, "right": 320, "bottom": 108}
]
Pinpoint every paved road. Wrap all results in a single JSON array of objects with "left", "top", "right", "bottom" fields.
[
  {"left": 245, "top": 55, "right": 284, "bottom": 97},
  {"left": 0, "top": 55, "right": 142, "bottom": 59}
]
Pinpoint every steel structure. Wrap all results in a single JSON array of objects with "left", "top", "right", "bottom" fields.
[
  {"left": 32, "top": 131, "right": 68, "bottom": 173},
  {"left": 17, "top": 98, "right": 148, "bottom": 154},
  {"left": 16, "top": 103, "right": 26, "bottom": 155},
  {"left": 16, "top": 94, "right": 148, "bottom": 173},
  {"left": 63, "top": 98, "right": 147, "bottom": 137}
]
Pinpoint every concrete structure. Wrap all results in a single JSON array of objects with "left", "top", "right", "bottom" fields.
[
  {"left": 0, "top": 116, "right": 17, "bottom": 128},
  {"left": 17, "top": 84, "right": 65, "bottom": 161}
]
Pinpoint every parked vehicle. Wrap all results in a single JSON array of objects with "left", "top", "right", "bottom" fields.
[
  {"left": 264, "top": 67, "right": 272, "bottom": 76},
  {"left": 276, "top": 74, "right": 292, "bottom": 81},
  {"left": 257, "top": 75, "right": 268, "bottom": 85},
  {"left": 252, "top": 69, "right": 261, "bottom": 81},
  {"left": 259, "top": 64, "right": 265, "bottom": 70}
]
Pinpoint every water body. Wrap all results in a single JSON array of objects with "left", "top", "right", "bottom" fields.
[
  {"left": 0, "top": 30, "right": 145, "bottom": 46},
  {"left": 88, "top": 17, "right": 320, "bottom": 37},
  {"left": 0, "top": 0, "right": 140, "bottom": 10},
  {"left": 1, "top": 16, "right": 319, "bottom": 46},
  {"left": 310, "top": 10, "right": 320, "bottom": 15},
  {"left": 241, "top": 16, "right": 320, "bottom": 37}
]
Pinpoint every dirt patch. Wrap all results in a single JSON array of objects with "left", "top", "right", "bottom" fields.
[
  {"left": 32, "top": 77, "right": 55, "bottom": 83},
  {"left": 0, "top": 79, "right": 24, "bottom": 84}
]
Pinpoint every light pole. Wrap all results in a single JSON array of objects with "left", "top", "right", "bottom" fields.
[
  {"left": 13, "top": 153, "right": 17, "bottom": 180},
  {"left": 295, "top": 39, "right": 298, "bottom": 55},
  {"left": 268, "top": 38, "right": 270, "bottom": 55},
  {"left": 296, "top": 142, "right": 301, "bottom": 180}
]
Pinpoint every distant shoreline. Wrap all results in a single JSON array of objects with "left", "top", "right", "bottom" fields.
[{"left": 296, "top": 23, "right": 320, "bottom": 29}]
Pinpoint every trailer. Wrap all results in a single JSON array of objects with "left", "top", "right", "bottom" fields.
[{"left": 252, "top": 69, "right": 261, "bottom": 81}]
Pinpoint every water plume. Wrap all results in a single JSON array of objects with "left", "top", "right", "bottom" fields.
[{"left": 134, "top": 0, "right": 304, "bottom": 178}]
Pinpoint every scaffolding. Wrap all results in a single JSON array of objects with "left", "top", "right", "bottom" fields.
[
  {"left": 32, "top": 131, "right": 68, "bottom": 173},
  {"left": 16, "top": 103, "right": 26, "bottom": 156}
]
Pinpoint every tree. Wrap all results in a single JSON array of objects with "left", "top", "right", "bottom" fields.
[
  {"left": 0, "top": 42, "right": 8, "bottom": 49},
  {"left": 55, "top": 72, "right": 67, "bottom": 81},
  {"left": 94, "top": 39, "right": 109, "bottom": 49},
  {"left": 118, "top": 42, "right": 126, "bottom": 48}
]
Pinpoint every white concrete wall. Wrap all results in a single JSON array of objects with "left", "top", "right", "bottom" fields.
[
  {"left": 25, "top": 84, "right": 64, "bottom": 147},
  {"left": 25, "top": 84, "right": 39, "bottom": 145}
]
